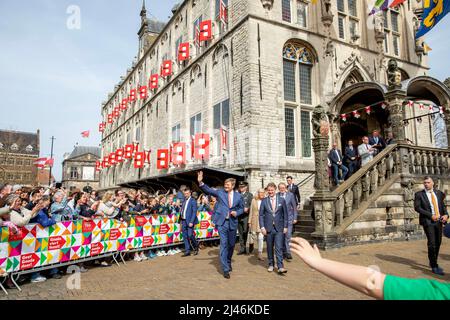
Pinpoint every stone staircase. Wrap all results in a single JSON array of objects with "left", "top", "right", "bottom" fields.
[
  {"left": 294, "top": 204, "right": 315, "bottom": 240},
  {"left": 307, "top": 143, "right": 450, "bottom": 249}
]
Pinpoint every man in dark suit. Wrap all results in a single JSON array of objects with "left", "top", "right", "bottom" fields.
[
  {"left": 237, "top": 181, "right": 253, "bottom": 255},
  {"left": 260, "top": 182, "right": 289, "bottom": 275},
  {"left": 368, "top": 130, "right": 386, "bottom": 155},
  {"left": 414, "top": 176, "right": 449, "bottom": 275},
  {"left": 344, "top": 140, "right": 359, "bottom": 177},
  {"left": 180, "top": 186, "right": 199, "bottom": 257},
  {"left": 286, "top": 176, "right": 301, "bottom": 208},
  {"left": 278, "top": 183, "right": 297, "bottom": 261},
  {"left": 328, "top": 143, "right": 349, "bottom": 186},
  {"left": 198, "top": 171, "right": 244, "bottom": 279}
]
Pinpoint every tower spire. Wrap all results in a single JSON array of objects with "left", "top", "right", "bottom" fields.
[{"left": 140, "top": 0, "right": 147, "bottom": 24}]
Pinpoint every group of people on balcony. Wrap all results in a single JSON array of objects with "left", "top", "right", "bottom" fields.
[{"left": 327, "top": 130, "right": 396, "bottom": 186}]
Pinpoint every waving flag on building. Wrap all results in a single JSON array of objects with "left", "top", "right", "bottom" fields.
[
  {"left": 416, "top": 0, "right": 450, "bottom": 38},
  {"left": 369, "top": 0, "right": 406, "bottom": 15},
  {"left": 81, "top": 130, "right": 90, "bottom": 138},
  {"left": 34, "top": 158, "right": 54, "bottom": 169}
]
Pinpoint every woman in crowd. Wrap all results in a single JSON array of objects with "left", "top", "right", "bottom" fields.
[
  {"left": 50, "top": 190, "right": 73, "bottom": 222},
  {"left": 96, "top": 191, "right": 124, "bottom": 219},
  {"left": 158, "top": 195, "right": 170, "bottom": 215},
  {"left": 248, "top": 189, "right": 266, "bottom": 261},
  {"left": 4, "top": 194, "right": 42, "bottom": 227},
  {"left": 149, "top": 197, "right": 160, "bottom": 215},
  {"left": 29, "top": 195, "right": 61, "bottom": 282},
  {"left": 197, "top": 194, "right": 211, "bottom": 212}
]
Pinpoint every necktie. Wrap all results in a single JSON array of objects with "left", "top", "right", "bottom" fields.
[
  {"left": 431, "top": 192, "right": 440, "bottom": 218},
  {"left": 271, "top": 197, "right": 276, "bottom": 211},
  {"left": 366, "top": 144, "right": 369, "bottom": 150},
  {"left": 228, "top": 192, "right": 232, "bottom": 208},
  {"left": 335, "top": 150, "right": 340, "bottom": 162}
]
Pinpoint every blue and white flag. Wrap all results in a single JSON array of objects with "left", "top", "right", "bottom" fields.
[{"left": 416, "top": 0, "right": 450, "bottom": 38}]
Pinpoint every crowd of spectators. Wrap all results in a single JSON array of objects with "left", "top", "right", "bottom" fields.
[{"left": 0, "top": 183, "right": 219, "bottom": 288}]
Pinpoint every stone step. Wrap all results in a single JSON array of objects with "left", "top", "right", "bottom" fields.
[
  {"left": 293, "top": 231, "right": 313, "bottom": 240},
  {"left": 295, "top": 225, "right": 315, "bottom": 233},
  {"left": 297, "top": 219, "right": 315, "bottom": 227}
]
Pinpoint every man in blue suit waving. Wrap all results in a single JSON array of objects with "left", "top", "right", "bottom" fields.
[
  {"left": 180, "top": 186, "right": 199, "bottom": 257},
  {"left": 198, "top": 171, "right": 244, "bottom": 279},
  {"left": 260, "top": 182, "right": 289, "bottom": 275}
]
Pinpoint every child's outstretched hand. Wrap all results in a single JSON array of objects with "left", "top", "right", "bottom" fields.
[{"left": 290, "top": 237, "right": 323, "bottom": 269}]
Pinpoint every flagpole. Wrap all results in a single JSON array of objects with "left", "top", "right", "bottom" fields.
[{"left": 49, "top": 136, "right": 55, "bottom": 186}]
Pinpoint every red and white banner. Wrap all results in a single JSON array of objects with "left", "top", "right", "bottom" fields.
[
  {"left": 199, "top": 20, "right": 212, "bottom": 42},
  {"left": 115, "top": 148, "right": 124, "bottom": 163},
  {"left": 81, "top": 130, "right": 90, "bottom": 138},
  {"left": 194, "top": 133, "right": 210, "bottom": 160},
  {"left": 121, "top": 98, "right": 128, "bottom": 111},
  {"left": 109, "top": 152, "right": 117, "bottom": 166},
  {"left": 178, "top": 42, "right": 190, "bottom": 61},
  {"left": 113, "top": 107, "right": 120, "bottom": 118},
  {"left": 157, "top": 149, "right": 169, "bottom": 169},
  {"left": 139, "top": 86, "right": 148, "bottom": 99},
  {"left": 99, "top": 122, "right": 106, "bottom": 133},
  {"left": 161, "top": 60, "right": 173, "bottom": 77},
  {"left": 107, "top": 113, "right": 113, "bottom": 124},
  {"left": 171, "top": 143, "right": 186, "bottom": 165},
  {"left": 95, "top": 160, "right": 102, "bottom": 172},
  {"left": 129, "top": 89, "right": 137, "bottom": 102},
  {"left": 124, "top": 144, "right": 135, "bottom": 159},
  {"left": 102, "top": 157, "right": 110, "bottom": 168},
  {"left": 134, "top": 151, "right": 146, "bottom": 169},
  {"left": 149, "top": 74, "right": 159, "bottom": 90}
]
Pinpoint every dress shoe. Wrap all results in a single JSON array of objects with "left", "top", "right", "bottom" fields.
[
  {"left": 193, "top": 248, "right": 199, "bottom": 256},
  {"left": 258, "top": 253, "right": 264, "bottom": 261},
  {"left": 432, "top": 267, "right": 445, "bottom": 276},
  {"left": 182, "top": 252, "right": 191, "bottom": 257},
  {"left": 223, "top": 272, "right": 230, "bottom": 279},
  {"left": 249, "top": 244, "right": 254, "bottom": 254},
  {"left": 285, "top": 254, "right": 293, "bottom": 261},
  {"left": 278, "top": 268, "right": 288, "bottom": 274}
]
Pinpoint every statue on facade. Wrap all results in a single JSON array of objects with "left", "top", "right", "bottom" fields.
[
  {"left": 311, "top": 105, "right": 329, "bottom": 138},
  {"left": 387, "top": 59, "right": 402, "bottom": 89}
]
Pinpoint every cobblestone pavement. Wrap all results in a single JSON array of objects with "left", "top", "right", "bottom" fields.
[{"left": 1, "top": 238, "right": 449, "bottom": 300}]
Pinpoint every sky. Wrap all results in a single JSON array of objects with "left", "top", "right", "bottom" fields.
[{"left": 0, "top": 1, "right": 449, "bottom": 181}]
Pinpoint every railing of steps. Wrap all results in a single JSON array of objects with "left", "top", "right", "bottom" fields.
[{"left": 310, "top": 143, "right": 450, "bottom": 248}]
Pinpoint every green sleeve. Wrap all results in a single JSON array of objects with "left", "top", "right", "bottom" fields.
[{"left": 383, "top": 274, "right": 450, "bottom": 300}]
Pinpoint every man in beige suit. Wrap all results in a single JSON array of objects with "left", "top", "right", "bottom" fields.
[
  {"left": 358, "top": 136, "right": 376, "bottom": 166},
  {"left": 247, "top": 188, "right": 266, "bottom": 261}
]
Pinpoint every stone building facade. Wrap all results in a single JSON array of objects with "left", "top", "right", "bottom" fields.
[
  {"left": 99, "top": 0, "right": 449, "bottom": 201},
  {"left": 0, "top": 129, "right": 40, "bottom": 186},
  {"left": 62, "top": 146, "right": 101, "bottom": 191}
]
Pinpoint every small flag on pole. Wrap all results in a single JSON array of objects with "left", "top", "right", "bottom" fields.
[{"left": 81, "top": 131, "right": 90, "bottom": 138}]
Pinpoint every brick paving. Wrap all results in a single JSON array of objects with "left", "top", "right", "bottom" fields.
[{"left": 1, "top": 238, "right": 449, "bottom": 300}]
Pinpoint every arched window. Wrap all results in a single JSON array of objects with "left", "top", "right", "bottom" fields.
[{"left": 283, "top": 41, "right": 315, "bottom": 158}]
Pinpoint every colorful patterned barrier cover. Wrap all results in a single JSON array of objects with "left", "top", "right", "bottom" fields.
[{"left": 0, "top": 212, "right": 218, "bottom": 273}]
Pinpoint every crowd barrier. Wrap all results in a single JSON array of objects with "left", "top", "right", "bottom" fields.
[{"left": 0, "top": 211, "right": 219, "bottom": 274}]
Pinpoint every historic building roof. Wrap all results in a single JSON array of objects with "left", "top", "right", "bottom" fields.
[
  {"left": 65, "top": 146, "right": 101, "bottom": 161},
  {"left": 0, "top": 129, "right": 39, "bottom": 156}
]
